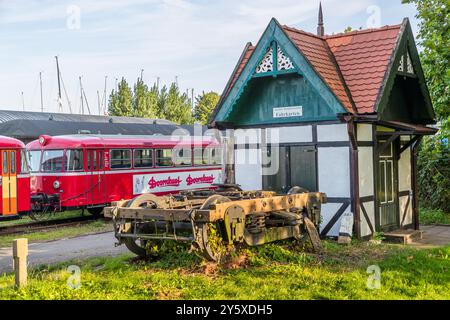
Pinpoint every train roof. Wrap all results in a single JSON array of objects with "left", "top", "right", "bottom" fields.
[
  {"left": 0, "top": 135, "right": 25, "bottom": 148},
  {"left": 26, "top": 134, "right": 220, "bottom": 149}
]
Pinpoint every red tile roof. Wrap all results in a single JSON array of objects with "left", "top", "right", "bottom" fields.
[
  {"left": 326, "top": 25, "right": 402, "bottom": 114},
  {"left": 283, "top": 26, "right": 354, "bottom": 113},
  {"left": 223, "top": 22, "right": 403, "bottom": 115}
]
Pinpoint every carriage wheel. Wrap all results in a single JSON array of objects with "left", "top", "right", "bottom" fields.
[
  {"left": 122, "top": 194, "right": 167, "bottom": 258},
  {"left": 196, "top": 195, "right": 232, "bottom": 262},
  {"left": 29, "top": 206, "right": 54, "bottom": 221}
]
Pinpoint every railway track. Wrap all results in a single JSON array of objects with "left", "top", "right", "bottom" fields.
[{"left": 0, "top": 216, "right": 103, "bottom": 237}]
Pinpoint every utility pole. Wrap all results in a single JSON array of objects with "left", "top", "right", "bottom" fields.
[
  {"left": 39, "top": 72, "right": 44, "bottom": 112},
  {"left": 191, "top": 88, "right": 194, "bottom": 112},
  {"left": 55, "top": 56, "right": 63, "bottom": 112}
]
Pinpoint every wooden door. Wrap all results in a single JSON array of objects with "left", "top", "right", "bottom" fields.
[{"left": 377, "top": 141, "right": 399, "bottom": 230}]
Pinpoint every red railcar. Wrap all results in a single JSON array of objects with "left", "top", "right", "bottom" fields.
[
  {"left": 0, "top": 136, "right": 31, "bottom": 218},
  {"left": 26, "top": 134, "right": 223, "bottom": 216}
]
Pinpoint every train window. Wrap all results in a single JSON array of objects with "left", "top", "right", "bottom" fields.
[
  {"left": 193, "top": 148, "right": 206, "bottom": 165},
  {"left": 99, "top": 151, "right": 104, "bottom": 170},
  {"left": 41, "top": 150, "right": 64, "bottom": 172},
  {"left": 173, "top": 148, "right": 192, "bottom": 166},
  {"left": 27, "top": 150, "right": 41, "bottom": 172},
  {"left": 21, "top": 150, "right": 30, "bottom": 174},
  {"left": 209, "top": 148, "right": 222, "bottom": 165},
  {"left": 2, "top": 151, "right": 8, "bottom": 174},
  {"left": 134, "top": 149, "right": 153, "bottom": 168},
  {"left": 110, "top": 149, "right": 132, "bottom": 169},
  {"left": 155, "top": 149, "right": 173, "bottom": 167},
  {"left": 65, "top": 149, "right": 84, "bottom": 171},
  {"left": 10, "top": 151, "right": 15, "bottom": 174}
]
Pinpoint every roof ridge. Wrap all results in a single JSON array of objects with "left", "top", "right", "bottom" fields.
[
  {"left": 325, "top": 24, "right": 402, "bottom": 39},
  {"left": 282, "top": 25, "right": 325, "bottom": 40}
]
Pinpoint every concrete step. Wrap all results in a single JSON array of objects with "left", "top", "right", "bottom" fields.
[{"left": 383, "top": 229, "right": 423, "bottom": 245}]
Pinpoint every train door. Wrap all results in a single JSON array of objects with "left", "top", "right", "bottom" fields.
[
  {"left": 1, "top": 150, "right": 18, "bottom": 215},
  {"left": 87, "top": 149, "right": 105, "bottom": 207}
]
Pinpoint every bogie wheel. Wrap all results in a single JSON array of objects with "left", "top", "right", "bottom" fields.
[
  {"left": 287, "top": 186, "right": 309, "bottom": 195},
  {"left": 29, "top": 207, "right": 54, "bottom": 221},
  {"left": 196, "top": 195, "right": 232, "bottom": 262},
  {"left": 122, "top": 194, "right": 166, "bottom": 258}
]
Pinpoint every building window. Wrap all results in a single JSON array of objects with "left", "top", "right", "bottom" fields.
[
  {"left": 110, "top": 149, "right": 132, "bottom": 169},
  {"left": 134, "top": 149, "right": 153, "bottom": 168},
  {"left": 156, "top": 149, "right": 173, "bottom": 167}
]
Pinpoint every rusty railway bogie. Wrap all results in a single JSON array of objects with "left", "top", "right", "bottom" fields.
[{"left": 105, "top": 189, "right": 326, "bottom": 261}]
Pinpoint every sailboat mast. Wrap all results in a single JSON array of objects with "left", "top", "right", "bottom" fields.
[
  {"left": 39, "top": 71, "right": 44, "bottom": 112},
  {"left": 55, "top": 56, "right": 63, "bottom": 112}
]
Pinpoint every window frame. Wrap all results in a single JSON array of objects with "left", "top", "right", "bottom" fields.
[
  {"left": 110, "top": 149, "right": 132, "bottom": 170},
  {"left": 133, "top": 149, "right": 154, "bottom": 169},
  {"left": 65, "top": 149, "right": 84, "bottom": 172},
  {"left": 40, "top": 149, "right": 65, "bottom": 173},
  {"left": 27, "top": 150, "right": 42, "bottom": 173},
  {"left": 155, "top": 149, "right": 174, "bottom": 168},
  {"left": 173, "top": 147, "right": 192, "bottom": 167}
]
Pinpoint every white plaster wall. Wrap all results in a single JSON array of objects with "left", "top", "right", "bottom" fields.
[
  {"left": 234, "top": 128, "right": 262, "bottom": 145},
  {"left": 318, "top": 147, "right": 351, "bottom": 198},
  {"left": 357, "top": 123, "right": 373, "bottom": 141},
  {"left": 399, "top": 195, "right": 413, "bottom": 226},
  {"left": 399, "top": 148, "right": 412, "bottom": 192},
  {"left": 317, "top": 124, "right": 349, "bottom": 142},
  {"left": 360, "top": 201, "right": 375, "bottom": 237},
  {"left": 358, "top": 147, "right": 374, "bottom": 197},
  {"left": 320, "top": 203, "right": 352, "bottom": 237},
  {"left": 265, "top": 126, "right": 312, "bottom": 144},
  {"left": 234, "top": 149, "right": 262, "bottom": 190}
]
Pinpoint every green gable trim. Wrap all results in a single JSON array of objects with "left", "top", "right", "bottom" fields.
[
  {"left": 252, "top": 40, "right": 299, "bottom": 78},
  {"left": 376, "top": 19, "right": 435, "bottom": 123},
  {"left": 214, "top": 18, "right": 346, "bottom": 123}
]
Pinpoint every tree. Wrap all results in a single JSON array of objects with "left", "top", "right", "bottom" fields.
[
  {"left": 194, "top": 91, "right": 220, "bottom": 124},
  {"left": 159, "top": 83, "right": 194, "bottom": 124},
  {"left": 108, "top": 78, "right": 133, "bottom": 117},
  {"left": 402, "top": 0, "right": 449, "bottom": 123},
  {"left": 133, "top": 78, "right": 157, "bottom": 118},
  {"left": 403, "top": 0, "right": 450, "bottom": 211}
]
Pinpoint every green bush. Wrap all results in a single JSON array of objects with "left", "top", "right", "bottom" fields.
[{"left": 418, "top": 130, "right": 450, "bottom": 212}]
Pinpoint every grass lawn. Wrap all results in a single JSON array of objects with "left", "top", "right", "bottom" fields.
[
  {"left": 0, "top": 210, "right": 87, "bottom": 227},
  {"left": 0, "top": 220, "right": 113, "bottom": 248},
  {"left": 420, "top": 208, "right": 450, "bottom": 225},
  {"left": 0, "top": 241, "right": 449, "bottom": 300}
]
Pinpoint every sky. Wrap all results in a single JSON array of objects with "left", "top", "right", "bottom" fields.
[{"left": 0, "top": 0, "right": 419, "bottom": 114}]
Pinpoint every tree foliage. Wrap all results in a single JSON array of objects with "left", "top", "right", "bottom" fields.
[
  {"left": 194, "top": 91, "right": 220, "bottom": 124},
  {"left": 108, "top": 78, "right": 133, "bottom": 117},
  {"left": 404, "top": 0, "right": 450, "bottom": 211}
]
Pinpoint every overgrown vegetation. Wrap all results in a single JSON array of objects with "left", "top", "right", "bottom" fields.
[
  {"left": 420, "top": 208, "right": 450, "bottom": 225},
  {"left": 0, "top": 242, "right": 449, "bottom": 300}
]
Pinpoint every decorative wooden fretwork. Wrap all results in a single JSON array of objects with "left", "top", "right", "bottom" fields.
[
  {"left": 254, "top": 41, "right": 296, "bottom": 77},
  {"left": 398, "top": 50, "right": 415, "bottom": 75},
  {"left": 398, "top": 55, "right": 404, "bottom": 72},
  {"left": 256, "top": 47, "right": 274, "bottom": 73},
  {"left": 277, "top": 46, "right": 294, "bottom": 71},
  {"left": 406, "top": 52, "right": 414, "bottom": 74}
]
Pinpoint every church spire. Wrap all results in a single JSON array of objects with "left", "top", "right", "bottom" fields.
[{"left": 317, "top": 2, "right": 325, "bottom": 36}]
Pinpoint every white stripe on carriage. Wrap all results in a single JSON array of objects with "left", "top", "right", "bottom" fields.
[{"left": 29, "top": 166, "right": 222, "bottom": 177}]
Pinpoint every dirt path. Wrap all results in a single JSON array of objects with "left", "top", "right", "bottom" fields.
[
  {"left": 411, "top": 225, "right": 450, "bottom": 248},
  {"left": 0, "top": 232, "right": 128, "bottom": 274}
]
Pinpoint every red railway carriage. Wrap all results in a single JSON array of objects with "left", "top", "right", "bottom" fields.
[
  {"left": 0, "top": 136, "right": 30, "bottom": 218},
  {"left": 26, "top": 134, "right": 223, "bottom": 216}
]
